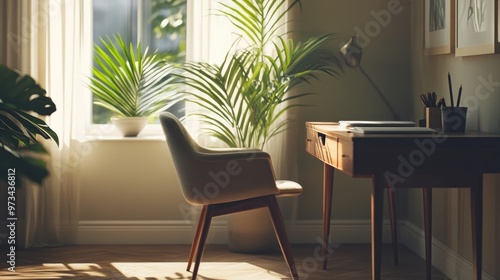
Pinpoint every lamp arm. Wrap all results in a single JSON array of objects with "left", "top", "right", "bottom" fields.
[{"left": 358, "top": 65, "right": 400, "bottom": 120}]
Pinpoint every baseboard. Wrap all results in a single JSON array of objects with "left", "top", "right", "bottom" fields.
[
  {"left": 399, "top": 220, "right": 495, "bottom": 280},
  {"left": 77, "top": 219, "right": 394, "bottom": 245}
]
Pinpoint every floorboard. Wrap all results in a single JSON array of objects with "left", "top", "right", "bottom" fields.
[{"left": 0, "top": 243, "right": 450, "bottom": 279}]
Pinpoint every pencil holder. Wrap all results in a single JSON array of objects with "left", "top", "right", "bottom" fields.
[
  {"left": 425, "top": 107, "right": 442, "bottom": 129},
  {"left": 441, "top": 107, "right": 467, "bottom": 132}
]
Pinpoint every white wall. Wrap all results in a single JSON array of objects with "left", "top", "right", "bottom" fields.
[{"left": 79, "top": 140, "right": 185, "bottom": 221}]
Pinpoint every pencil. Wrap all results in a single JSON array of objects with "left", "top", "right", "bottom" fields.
[
  {"left": 448, "top": 72, "right": 454, "bottom": 107},
  {"left": 457, "top": 85, "right": 462, "bottom": 107}
]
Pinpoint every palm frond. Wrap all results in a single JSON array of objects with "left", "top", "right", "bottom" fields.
[
  {"left": 178, "top": 0, "right": 340, "bottom": 148},
  {"left": 88, "top": 34, "right": 182, "bottom": 118}
]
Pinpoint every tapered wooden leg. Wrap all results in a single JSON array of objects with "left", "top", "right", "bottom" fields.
[
  {"left": 387, "top": 188, "right": 399, "bottom": 265},
  {"left": 371, "top": 175, "right": 385, "bottom": 280},
  {"left": 191, "top": 206, "right": 213, "bottom": 280},
  {"left": 423, "top": 188, "right": 432, "bottom": 280},
  {"left": 187, "top": 205, "right": 207, "bottom": 271},
  {"left": 322, "top": 163, "right": 335, "bottom": 270},
  {"left": 470, "top": 177, "right": 483, "bottom": 280},
  {"left": 267, "top": 196, "right": 299, "bottom": 279}
]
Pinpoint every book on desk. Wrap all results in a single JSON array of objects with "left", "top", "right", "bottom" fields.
[{"left": 338, "top": 120, "right": 436, "bottom": 134}]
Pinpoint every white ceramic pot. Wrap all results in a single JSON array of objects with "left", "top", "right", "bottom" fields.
[{"left": 111, "top": 117, "right": 148, "bottom": 137}]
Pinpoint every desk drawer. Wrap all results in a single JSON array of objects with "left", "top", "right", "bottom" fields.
[
  {"left": 306, "top": 128, "right": 338, "bottom": 167},
  {"left": 338, "top": 138, "right": 353, "bottom": 175}
]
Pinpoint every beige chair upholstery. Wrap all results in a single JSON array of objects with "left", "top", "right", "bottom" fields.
[{"left": 160, "top": 112, "right": 302, "bottom": 280}]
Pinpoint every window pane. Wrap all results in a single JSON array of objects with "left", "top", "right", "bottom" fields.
[
  {"left": 144, "top": 0, "right": 186, "bottom": 63},
  {"left": 91, "top": 0, "right": 186, "bottom": 124}
]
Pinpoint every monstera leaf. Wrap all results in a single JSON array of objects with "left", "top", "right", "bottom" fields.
[{"left": 0, "top": 64, "right": 59, "bottom": 185}]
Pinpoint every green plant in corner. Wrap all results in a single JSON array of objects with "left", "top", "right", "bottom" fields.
[
  {"left": 88, "top": 34, "right": 182, "bottom": 136},
  {"left": 0, "top": 64, "right": 59, "bottom": 185},
  {"left": 177, "top": 0, "right": 341, "bottom": 149}
]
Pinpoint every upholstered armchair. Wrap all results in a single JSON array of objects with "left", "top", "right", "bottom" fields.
[{"left": 160, "top": 112, "right": 303, "bottom": 279}]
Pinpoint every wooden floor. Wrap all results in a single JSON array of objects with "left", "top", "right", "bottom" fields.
[{"left": 0, "top": 243, "right": 450, "bottom": 280}]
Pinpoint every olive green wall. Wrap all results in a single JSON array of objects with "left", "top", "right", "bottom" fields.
[
  {"left": 290, "top": 0, "right": 413, "bottom": 220},
  {"left": 407, "top": 1, "right": 499, "bottom": 278},
  {"left": 291, "top": 1, "right": 500, "bottom": 278}
]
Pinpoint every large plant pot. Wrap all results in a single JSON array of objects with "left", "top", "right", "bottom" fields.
[
  {"left": 111, "top": 117, "right": 148, "bottom": 137},
  {"left": 227, "top": 208, "right": 278, "bottom": 253}
]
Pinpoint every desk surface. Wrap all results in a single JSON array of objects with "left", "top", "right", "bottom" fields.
[
  {"left": 306, "top": 122, "right": 500, "bottom": 181},
  {"left": 307, "top": 122, "right": 500, "bottom": 139}
]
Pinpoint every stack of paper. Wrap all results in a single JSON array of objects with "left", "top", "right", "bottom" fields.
[
  {"left": 338, "top": 120, "right": 417, "bottom": 128},
  {"left": 339, "top": 121, "right": 436, "bottom": 134}
]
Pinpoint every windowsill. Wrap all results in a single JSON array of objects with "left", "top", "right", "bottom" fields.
[
  {"left": 82, "top": 135, "right": 165, "bottom": 142},
  {"left": 81, "top": 124, "right": 165, "bottom": 142}
]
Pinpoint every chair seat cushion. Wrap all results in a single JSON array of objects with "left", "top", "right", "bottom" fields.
[{"left": 275, "top": 180, "right": 303, "bottom": 197}]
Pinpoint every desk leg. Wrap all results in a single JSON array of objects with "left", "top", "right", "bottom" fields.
[
  {"left": 387, "top": 188, "right": 399, "bottom": 265},
  {"left": 322, "top": 163, "right": 335, "bottom": 270},
  {"left": 371, "top": 175, "right": 385, "bottom": 280},
  {"left": 470, "top": 176, "right": 483, "bottom": 280},
  {"left": 423, "top": 188, "right": 432, "bottom": 280}
]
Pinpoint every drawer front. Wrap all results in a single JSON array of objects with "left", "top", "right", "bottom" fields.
[
  {"left": 337, "top": 138, "right": 353, "bottom": 175},
  {"left": 306, "top": 128, "right": 338, "bottom": 168},
  {"left": 305, "top": 127, "right": 318, "bottom": 157}
]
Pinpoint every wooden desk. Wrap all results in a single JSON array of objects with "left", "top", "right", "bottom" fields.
[{"left": 305, "top": 122, "right": 500, "bottom": 280}]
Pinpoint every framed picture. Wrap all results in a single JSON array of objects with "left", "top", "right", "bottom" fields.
[
  {"left": 455, "top": 0, "right": 499, "bottom": 56},
  {"left": 424, "top": 0, "right": 455, "bottom": 55}
]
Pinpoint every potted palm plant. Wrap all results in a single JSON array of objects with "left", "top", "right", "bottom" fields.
[
  {"left": 0, "top": 64, "right": 59, "bottom": 185},
  {"left": 177, "top": 0, "right": 341, "bottom": 253},
  {"left": 177, "top": 0, "right": 340, "bottom": 149},
  {"left": 89, "top": 34, "right": 182, "bottom": 137}
]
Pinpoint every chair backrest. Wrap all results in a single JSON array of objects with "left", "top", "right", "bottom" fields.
[
  {"left": 159, "top": 112, "right": 207, "bottom": 204},
  {"left": 160, "top": 112, "right": 279, "bottom": 206}
]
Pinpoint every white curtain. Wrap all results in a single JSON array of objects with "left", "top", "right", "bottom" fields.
[
  {"left": 0, "top": 0, "right": 84, "bottom": 248},
  {"left": 40, "top": 0, "right": 86, "bottom": 247}
]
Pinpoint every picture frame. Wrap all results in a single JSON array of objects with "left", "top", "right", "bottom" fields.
[
  {"left": 424, "top": 0, "right": 455, "bottom": 55},
  {"left": 455, "top": 0, "right": 500, "bottom": 56}
]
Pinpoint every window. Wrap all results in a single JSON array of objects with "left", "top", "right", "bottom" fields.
[{"left": 91, "top": 0, "right": 186, "bottom": 124}]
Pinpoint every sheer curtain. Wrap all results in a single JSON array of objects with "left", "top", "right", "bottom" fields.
[
  {"left": 40, "top": 0, "right": 87, "bottom": 247},
  {"left": 0, "top": 0, "right": 84, "bottom": 248}
]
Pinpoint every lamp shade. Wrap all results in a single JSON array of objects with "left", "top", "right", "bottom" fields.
[{"left": 340, "top": 36, "right": 362, "bottom": 67}]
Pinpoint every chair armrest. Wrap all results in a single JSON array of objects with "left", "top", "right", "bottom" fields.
[
  {"left": 196, "top": 149, "right": 268, "bottom": 162},
  {"left": 196, "top": 146, "right": 262, "bottom": 155}
]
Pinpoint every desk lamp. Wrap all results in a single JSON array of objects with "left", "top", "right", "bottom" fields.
[{"left": 340, "top": 36, "right": 400, "bottom": 120}]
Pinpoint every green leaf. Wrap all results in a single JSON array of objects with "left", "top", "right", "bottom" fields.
[
  {"left": 0, "top": 64, "right": 59, "bottom": 185},
  {"left": 0, "top": 65, "right": 57, "bottom": 116},
  {"left": 0, "top": 144, "right": 49, "bottom": 185},
  {"left": 88, "top": 34, "right": 183, "bottom": 118},
  {"left": 177, "top": 0, "right": 341, "bottom": 148}
]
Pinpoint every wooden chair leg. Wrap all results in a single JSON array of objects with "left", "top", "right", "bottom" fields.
[
  {"left": 191, "top": 206, "right": 213, "bottom": 280},
  {"left": 266, "top": 196, "right": 299, "bottom": 280},
  {"left": 187, "top": 205, "right": 208, "bottom": 271}
]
